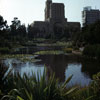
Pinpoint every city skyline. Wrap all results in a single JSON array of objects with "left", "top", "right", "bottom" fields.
[{"left": 0, "top": 0, "right": 100, "bottom": 26}]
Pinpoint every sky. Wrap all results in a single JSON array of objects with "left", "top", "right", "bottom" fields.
[{"left": 0, "top": 0, "right": 100, "bottom": 26}]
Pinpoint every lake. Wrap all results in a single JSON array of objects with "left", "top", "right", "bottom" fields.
[{"left": 2, "top": 54, "right": 100, "bottom": 87}]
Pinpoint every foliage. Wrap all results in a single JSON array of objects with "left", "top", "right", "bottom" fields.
[
  {"left": 10, "top": 17, "right": 27, "bottom": 40},
  {"left": 70, "top": 72, "right": 100, "bottom": 100},
  {"left": 83, "top": 44, "right": 100, "bottom": 59},
  {"left": 0, "top": 47, "right": 10, "bottom": 54},
  {"left": 90, "top": 72, "right": 100, "bottom": 100},
  {"left": 63, "top": 48, "right": 73, "bottom": 53},
  {"left": 53, "top": 23, "right": 64, "bottom": 39},
  {"left": 0, "top": 16, "right": 28, "bottom": 50},
  {"left": 0, "top": 62, "right": 8, "bottom": 89},
  {"left": 0, "top": 62, "right": 100, "bottom": 100},
  {"left": 0, "top": 15, "right": 7, "bottom": 30},
  {"left": 0, "top": 62, "right": 10, "bottom": 99},
  {"left": 36, "top": 41, "right": 69, "bottom": 47},
  {"left": 78, "top": 21, "right": 100, "bottom": 59},
  {"left": 70, "top": 87, "right": 93, "bottom": 100},
  {"left": 1, "top": 70, "right": 77, "bottom": 100},
  {"left": 34, "top": 50, "right": 64, "bottom": 55},
  {"left": 74, "top": 21, "right": 100, "bottom": 47}
]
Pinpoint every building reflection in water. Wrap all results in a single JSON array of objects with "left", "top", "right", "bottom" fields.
[
  {"left": 35, "top": 55, "right": 100, "bottom": 86},
  {"left": 35, "top": 55, "right": 68, "bottom": 82},
  {"left": 1, "top": 54, "right": 100, "bottom": 86}
]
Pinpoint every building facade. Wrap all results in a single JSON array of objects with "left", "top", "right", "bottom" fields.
[
  {"left": 82, "top": 6, "right": 100, "bottom": 27},
  {"left": 31, "top": 0, "right": 80, "bottom": 38}
]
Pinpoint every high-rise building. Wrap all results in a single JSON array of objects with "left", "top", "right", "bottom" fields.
[
  {"left": 45, "top": 0, "right": 52, "bottom": 21},
  {"left": 82, "top": 6, "right": 100, "bottom": 27},
  {"left": 31, "top": 0, "right": 80, "bottom": 38}
]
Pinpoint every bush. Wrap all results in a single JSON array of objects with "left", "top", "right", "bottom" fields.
[
  {"left": 73, "top": 47, "right": 79, "bottom": 51},
  {"left": 74, "top": 21, "right": 100, "bottom": 46},
  {"left": 90, "top": 72, "right": 100, "bottom": 99},
  {"left": 83, "top": 44, "right": 100, "bottom": 59},
  {"left": 0, "top": 62, "right": 9, "bottom": 99},
  {"left": 1, "top": 71, "right": 77, "bottom": 100},
  {"left": 63, "top": 48, "right": 73, "bottom": 53},
  {"left": 0, "top": 47, "right": 10, "bottom": 54},
  {"left": 71, "top": 87, "right": 95, "bottom": 100},
  {"left": 71, "top": 72, "right": 100, "bottom": 100}
]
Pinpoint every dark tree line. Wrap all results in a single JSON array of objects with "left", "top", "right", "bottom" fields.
[
  {"left": 73, "top": 20, "right": 100, "bottom": 59},
  {"left": 74, "top": 21, "right": 100, "bottom": 47},
  {"left": 0, "top": 15, "right": 30, "bottom": 54},
  {"left": 0, "top": 15, "right": 45, "bottom": 42},
  {"left": 0, "top": 16, "right": 31, "bottom": 44}
]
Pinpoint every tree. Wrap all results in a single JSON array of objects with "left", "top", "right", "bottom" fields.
[
  {"left": 27, "top": 25, "right": 39, "bottom": 39},
  {"left": 74, "top": 20, "right": 100, "bottom": 47},
  {"left": 53, "top": 23, "right": 64, "bottom": 39},
  {"left": 0, "top": 15, "right": 7, "bottom": 30},
  {"left": 17, "top": 24, "right": 27, "bottom": 37},
  {"left": 10, "top": 17, "right": 21, "bottom": 36}
]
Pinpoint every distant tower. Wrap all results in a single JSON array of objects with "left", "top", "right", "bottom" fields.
[
  {"left": 45, "top": 0, "right": 52, "bottom": 21},
  {"left": 82, "top": 6, "right": 100, "bottom": 27}
]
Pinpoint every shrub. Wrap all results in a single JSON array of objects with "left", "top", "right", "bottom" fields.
[
  {"left": 71, "top": 72, "right": 100, "bottom": 100},
  {"left": 83, "top": 44, "right": 100, "bottom": 59},
  {"left": 0, "top": 62, "right": 9, "bottom": 99},
  {"left": 73, "top": 47, "right": 79, "bottom": 51},
  {"left": 96, "top": 46, "right": 100, "bottom": 59},
  {"left": 0, "top": 47, "right": 10, "bottom": 54},
  {"left": 63, "top": 48, "right": 73, "bottom": 53},
  {"left": 71, "top": 87, "right": 95, "bottom": 100},
  {"left": 90, "top": 72, "right": 100, "bottom": 100},
  {"left": 1, "top": 71, "right": 77, "bottom": 100}
]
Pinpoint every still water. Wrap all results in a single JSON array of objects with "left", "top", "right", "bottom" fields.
[{"left": 3, "top": 54, "right": 100, "bottom": 86}]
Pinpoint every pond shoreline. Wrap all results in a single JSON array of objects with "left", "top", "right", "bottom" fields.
[
  {"left": 0, "top": 44, "right": 100, "bottom": 87},
  {"left": 0, "top": 52, "right": 100, "bottom": 86}
]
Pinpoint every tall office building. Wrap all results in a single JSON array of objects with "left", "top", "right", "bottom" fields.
[
  {"left": 31, "top": 0, "right": 80, "bottom": 38},
  {"left": 82, "top": 6, "right": 100, "bottom": 27}
]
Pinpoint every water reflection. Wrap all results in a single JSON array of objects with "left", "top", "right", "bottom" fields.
[
  {"left": 2, "top": 54, "right": 100, "bottom": 86},
  {"left": 81, "top": 59, "right": 100, "bottom": 78},
  {"left": 65, "top": 63, "right": 91, "bottom": 86},
  {"left": 35, "top": 55, "right": 68, "bottom": 81},
  {"left": 35, "top": 55, "right": 100, "bottom": 86},
  {"left": 4, "top": 59, "right": 44, "bottom": 78}
]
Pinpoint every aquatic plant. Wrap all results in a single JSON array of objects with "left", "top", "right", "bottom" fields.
[{"left": 34, "top": 50, "right": 64, "bottom": 55}]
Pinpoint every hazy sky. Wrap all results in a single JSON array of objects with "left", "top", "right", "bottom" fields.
[{"left": 0, "top": 0, "right": 100, "bottom": 26}]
